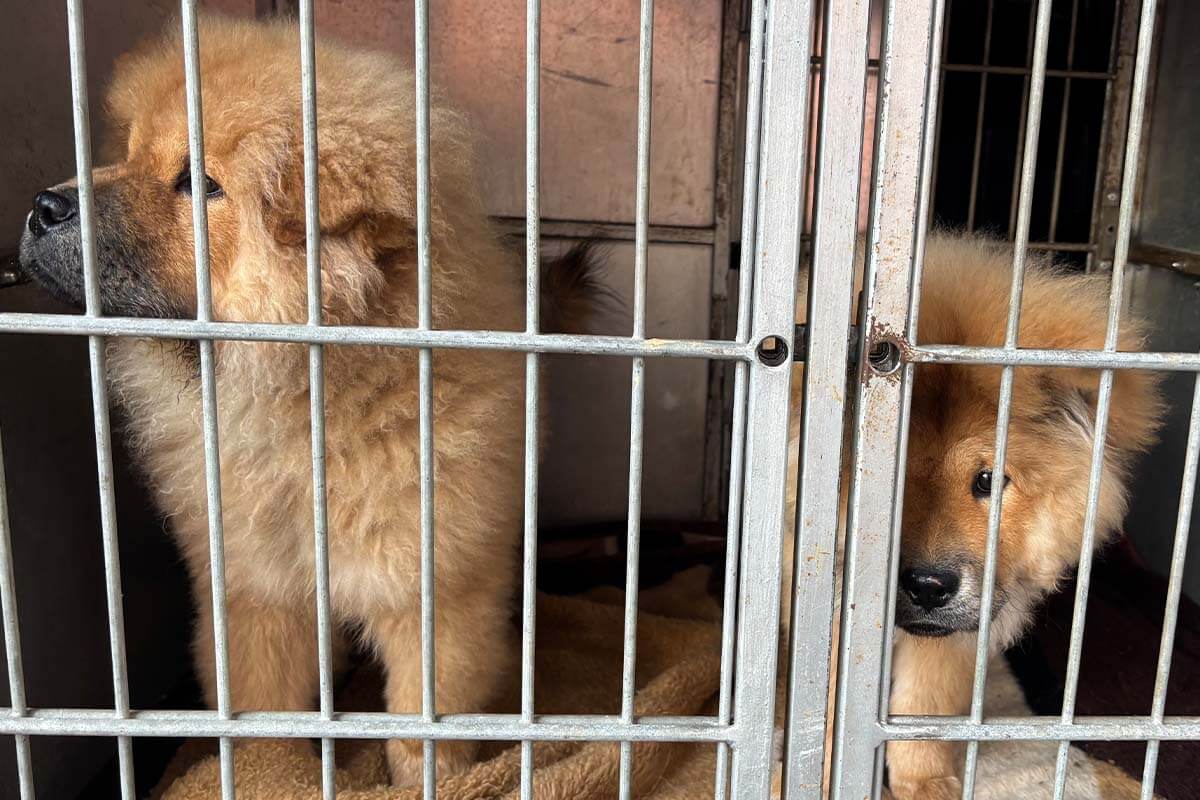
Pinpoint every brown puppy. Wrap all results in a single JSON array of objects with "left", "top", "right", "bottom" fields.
[
  {"left": 783, "top": 233, "right": 1165, "bottom": 798},
  {"left": 18, "top": 15, "right": 599, "bottom": 786}
]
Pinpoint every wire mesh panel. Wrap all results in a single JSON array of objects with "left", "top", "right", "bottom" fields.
[
  {"left": 1, "top": 1, "right": 1199, "bottom": 800},
  {"left": 0, "top": 0, "right": 809, "bottom": 798}
]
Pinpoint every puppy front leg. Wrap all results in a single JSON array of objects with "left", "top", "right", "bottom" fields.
[
  {"left": 885, "top": 631, "right": 975, "bottom": 800},
  {"left": 193, "top": 587, "right": 319, "bottom": 758},
  {"left": 367, "top": 591, "right": 512, "bottom": 788},
  {"left": 193, "top": 588, "right": 319, "bottom": 712}
]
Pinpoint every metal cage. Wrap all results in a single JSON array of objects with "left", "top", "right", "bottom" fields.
[{"left": 0, "top": 0, "right": 1196, "bottom": 799}]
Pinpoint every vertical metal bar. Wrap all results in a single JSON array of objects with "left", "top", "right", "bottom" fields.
[
  {"left": 877, "top": 0, "right": 948, "bottom": 727},
  {"left": 65, "top": 4, "right": 136, "bottom": 798},
  {"left": 179, "top": 4, "right": 236, "bottom": 796},
  {"left": 1139, "top": 373, "right": 1200, "bottom": 800},
  {"left": 1052, "top": 1, "right": 1157, "bottom": 795},
  {"left": 927, "top": 0, "right": 953, "bottom": 227},
  {"left": 828, "top": 1, "right": 937, "bottom": 797},
  {"left": 0, "top": 432, "right": 34, "bottom": 800},
  {"left": 714, "top": 3, "right": 765, "bottom": 790},
  {"left": 414, "top": 0, "right": 437, "bottom": 796},
  {"left": 779, "top": 0, "right": 871, "bottom": 795},
  {"left": 1048, "top": 0, "right": 1081, "bottom": 243},
  {"left": 519, "top": 0, "right": 540, "bottom": 797},
  {"left": 701, "top": 0, "right": 747, "bottom": 523},
  {"left": 1089, "top": 0, "right": 1139, "bottom": 273},
  {"left": 729, "top": 0, "right": 813, "bottom": 796},
  {"left": 965, "top": 1, "right": 996, "bottom": 232},
  {"left": 712, "top": 379, "right": 747, "bottom": 800},
  {"left": 961, "top": 1, "right": 1055, "bottom": 794},
  {"left": 617, "top": 358, "right": 645, "bottom": 800},
  {"left": 1007, "top": 1, "right": 1041, "bottom": 239},
  {"left": 297, "top": 3, "right": 336, "bottom": 798},
  {"left": 716, "top": 2, "right": 770, "bottom": 797},
  {"left": 618, "top": 2, "right": 654, "bottom": 796}
]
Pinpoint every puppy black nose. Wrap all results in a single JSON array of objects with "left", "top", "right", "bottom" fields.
[
  {"left": 900, "top": 567, "right": 960, "bottom": 611},
  {"left": 29, "top": 190, "right": 77, "bottom": 236}
]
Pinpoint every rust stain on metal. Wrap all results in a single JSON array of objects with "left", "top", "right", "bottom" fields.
[{"left": 861, "top": 318, "right": 913, "bottom": 386}]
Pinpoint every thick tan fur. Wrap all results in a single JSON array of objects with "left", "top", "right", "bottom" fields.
[
  {"left": 783, "top": 232, "right": 1165, "bottom": 798},
  {"left": 89, "top": 15, "right": 595, "bottom": 786}
]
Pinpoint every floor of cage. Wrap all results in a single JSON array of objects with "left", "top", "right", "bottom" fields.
[{"left": 66, "top": 522, "right": 1200, "bottom": 800}]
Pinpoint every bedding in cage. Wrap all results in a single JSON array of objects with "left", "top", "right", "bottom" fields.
[{"left": 2, "top": 0, "right": 1200, "bottom": 799}]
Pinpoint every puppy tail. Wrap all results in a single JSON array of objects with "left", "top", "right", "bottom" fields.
[{"left": 538, "top": 241, "right": 618, "bottom": 334}]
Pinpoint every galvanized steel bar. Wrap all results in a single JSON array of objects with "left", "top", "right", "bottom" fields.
[
  {"left": 519, "top": 0, "right": 540, "bottom": 797},
  {"left": 180, "top": 4, "right": 236, "bottom": 797},
  {"left": 714, "top": 0, "right": 769, "bottom": 789},
  {"left": 1007, "top": 0, "right": 1041, "bottom": 239},
  {"left": 876, "top": 0, "right": 947, "bottom": 743},
  {"left": 618, "top": 2, "right": 654, "bottom": 794},
  {"left": 712, "top": 371, "right": 747, "bottom": 800},
  {"left": 829, "top": 1, "right": 936, "bottom": 796},
  {"left": 1027, "top": 241, "right": 1096, "bottom": 253},
  {"left": 882, "top": 716, "right": 1200, "bottom": 742},
  {"left": 616, "top": 358, "right": 645, "bottom": 800},
  {"left": 699, "top": 0, "right": 746, "bottom": 524},
  {"left": 0, "top": 709, "right": 733, "bottom": 742},
  {"left": 1139, "top": 372, "right": 1200, "bottom": 800},
  {"left": 0, "top": 313, "right": 749, "bottom": 360},
  {"left": 0, "top": 705, "right": 1179, "bottom": 744},
  {"left": 729, "top": 0, "right": 812, "bottom": 796},
  {"left": 1053, "top": 0, "right": 1158, "bottom": 793},
  {"left": 1047, "top": 0, "right": 1081, "bottom": 243},
  {"left": 66, "top": 3, "right": 136, "bottom": 797},
  {"left": 1085, "top": 0, "right": 1131, "bottom": 273},
  {"left": 1049, "top": 379, "right": 1116, "bottom": 800},
  {"left": 941, "top": 63, "right": 1113, "bottom": 81},
  {"left": 907, "top": 345, "right": 1200, "bottom": 373},
  {"left": 414, "top": 0, "right": 437, "bottom": 794},
  {"left": 492, "top": 216, "right": 715, "bottom": 246},
  {"left": 298, "top": 2, "right": 336, "bottom": 798},
  {"left": 927, "top": 0, "right": 953, "bottom": 230},
  {"left": 0, "top": 431, "right": 34, "bottom": 800},
  {"left": 780, "top": 0, "right": 871, "bottom": 795},
  {"left": 962, "top": 0, "right": 1055, "bottom": 791},
  {"left": 965, "top": 0, "right": 995, "bottom": 232}
]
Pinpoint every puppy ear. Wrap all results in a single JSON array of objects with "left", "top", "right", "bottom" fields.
[
  {"left": 1039, "top": 363, "right": 1164, "bottom": 464},
  {"left": 263, "top": 139, "right": 417, "bottom": 255},
  {"left": 1041, "top": 379, "right": 1097, "bottom": 445},
  {"left": 1015, "top": 263, "right": 1167, "bottom": 464}
]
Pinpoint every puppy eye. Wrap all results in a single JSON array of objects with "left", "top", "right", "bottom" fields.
[
  {"left": 971, "top": 469, "right": 1010, "bottom": 499},
  {"left": 174, "top": 167, "right": 224, "bottom": 199}
]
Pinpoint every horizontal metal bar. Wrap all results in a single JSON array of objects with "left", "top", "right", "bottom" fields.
[
  {"left": 1028, "top": 241, "right": 1096, "bottom": 252},
  {"left": 0, "top": 313, "right": 749, "bottom": 360},
  {"left": 909, "top": 344, "right": 1200, "bottom": 372},
  {"left": 942, "top": 63, "right": 1114, "bottom": 81},
  {"left": 0, "top": 709, "right": 734, "bottom": 743},
  {"left": 809, "top": 55, "right": 882, "bottom": 67},
  {"left": 493, "top": 216, "right": 715, "bottom": 246},
  {"left": 882, "top": 716, "right": 1200, "bottom": 743}
]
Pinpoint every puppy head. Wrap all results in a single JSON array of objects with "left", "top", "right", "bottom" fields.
[
  {"left": 895, "top": 235, "right": 1165, "bottom": 643},
  {"left": 18, "top": 14, "right": 480, "bottom": 327}
]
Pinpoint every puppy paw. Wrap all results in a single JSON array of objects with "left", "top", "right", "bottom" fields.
[
  {"left": 889, "top": 776, "right": 963, "bottom": 800},
  {"left": 386, "top": 739, "right": 476, "bottom": 787}
]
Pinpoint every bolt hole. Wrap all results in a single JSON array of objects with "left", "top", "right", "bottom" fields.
[
  {"left": 868, "top": 339, "right": 902, "bottom": 376},
  {"left": 756, "top": 335, "right": 789, "bottom": 367}
]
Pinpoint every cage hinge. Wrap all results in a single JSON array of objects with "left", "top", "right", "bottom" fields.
[{"left": 792, "top": 323, "right": 861, "bottom": 367}]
